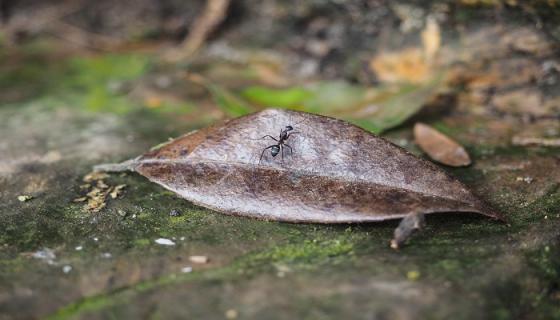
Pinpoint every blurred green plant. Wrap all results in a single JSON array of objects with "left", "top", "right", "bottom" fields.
[{"left": 204, "top": 75, "right": 442, "bottom": 134}]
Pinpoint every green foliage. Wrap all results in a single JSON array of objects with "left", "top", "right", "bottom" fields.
[
  {"left": 241, "top": 86, "right": 312, "bottom": 108},
  {"left": 66, "top": 54, "right": 150, "bottom": 89},
  {"left": 210, "top": 76, "right": 442, "bottom": 134},
  {"left": 206, "top": 83, "right": 255, "bottom": 117},
  {"left": 0, "top": 45, "right": 152, "bottom": 114}
]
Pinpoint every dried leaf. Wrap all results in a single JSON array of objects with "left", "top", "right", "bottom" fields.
[
  {"left": 96, "top": 109, "right": 501, "bottom": 230},
  {"left": 77, "top": 172, "right": 126, "bottom": 213},
  {"left": 369, "top": 48, "right": 432, "bottom": 84},
  {"left": 83, "top": 172, "right": 109, "bottom": 183},
  {"left": 414, "top": 123, "right": 472, "bottom": 167},
  {"left": 73, "top": 197, "right": 87, "bottom": 203},
  {"left": 110, "top": 184, "right": 127, "bottom": 199}
]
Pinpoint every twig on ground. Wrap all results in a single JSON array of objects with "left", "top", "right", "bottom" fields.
[
  {"left": 512, "top": 136, "right": 560, "bottom": 147},
  {"left": 165, "top": 0, "right": 230, "bottom": 62}
]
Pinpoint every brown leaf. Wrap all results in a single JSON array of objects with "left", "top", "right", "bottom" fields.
[
  {"left": 414, "top": 123, "right": 472, "bottom": 167},
  {"left": 370, "top": 48, "right": 432, "bottom": 84},
  {"left": 96, "top": 109, "right": 500, "bottom": 227}
]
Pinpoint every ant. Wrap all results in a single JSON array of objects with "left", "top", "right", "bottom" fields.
[{"left": 257, "top": 125, "right": 299, "bottom": 163}]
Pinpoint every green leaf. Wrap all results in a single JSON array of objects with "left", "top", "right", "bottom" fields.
[
  {"left": 203, "top": 72, "right": 443, "bottom": 133},
  {"left": 207, "top": 84, "right": 255, "bottom": 117},
  {"left": 241, "top": 86, "right": 311, "bottom": 108},
  {"left": 341, "top": 81, "right": 440, "bottom": 134},
  {"left": 303, "top": 81, "right": 368, "bottom": 114}
]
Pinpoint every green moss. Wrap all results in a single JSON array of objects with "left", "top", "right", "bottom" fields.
[
  {"left": 47, "top": 236, "right": 355, "bottom": 320},
  {"left": 525, "top": 242, "right": 560, "bottom": 318},
  {"left": 515, "top": 185, "right": 560, "bottom": 224},
  {"left": 133, "top": 239, "right": 151, "bottom": 247},
  {"left": 0, "top": 44, "right": 160, "bottom": 115},
  {"left": 237, "top": 238, "right": 354, "bottom": 271}
]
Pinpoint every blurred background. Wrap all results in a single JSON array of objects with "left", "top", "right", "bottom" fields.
[{"left": 1, "top": 1, "right": 560, "bottom": 319}]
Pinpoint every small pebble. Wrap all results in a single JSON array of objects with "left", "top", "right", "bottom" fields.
[
  {"left": 515, "top": 176, "right": 533, "bottom": 184},
  {"left": 225, "top": 309, "right": 238, "bottom": 319},
  {"left": 93, "top": 237, "right": 99, "bottom": 242},
  {"left": 407, "top": 270, "right": 420, "bottom": 281},
  {"left": 62, "top": 265, "right": 72, "bottom": 274},
  {"left": 169, "top": 209, "right": 182, "bottom": 217},
  {"left": 102, "top": 252, "right": 112, "bottom": 258},
  {"left": 32, "top": 248, "right": 56, "bottom": 263},
  {"left": 189, "top": 255, "right": 209, "bottom": 264},
  {"left": 17, "top": 195, "right": 33, "bottom": 202},
  {"left": 181, "top": 266, "right": 193, "bottom": 273},
  {"left": 155, "top": 238, "right": 176, "bottom": 246},
  {"left": 75, "top": 246, "right": 83, "bottom": 251}
]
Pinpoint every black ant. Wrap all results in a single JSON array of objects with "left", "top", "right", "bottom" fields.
[{"left": 257, "top": 125, "right": 299, "bottom": 163}]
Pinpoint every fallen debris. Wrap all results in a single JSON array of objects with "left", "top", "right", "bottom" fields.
[
  {"left": 516, "top": 176, "right": 534, "bottom": 184},
  {"left": 17, "top": 195, "right": 33, "bottom": 202},
  {"left": 155, "top": 238, "right": 176, "bottom": 246},
  {"left": 225, "top": 309, "right": 238, "bottom": 319},
  {"left": 110, "top": 184, "right": 127, "bottom": 199},
  {"left": 167, "top": 0, "right": 231, "bottom": 61},
  {"left": 414, "top": 122, "right": 471, "bottom": 167},
  {"left": 77, "top": 172, "right": 127, "bottom": 213},
  {"left": 407, "top": 270, "right": 421, "bottom": 281},
  {"left": 391, "top": 212, "right": 426, "bottom": 250},
  {"left": 169, "top": 209, "right": 182, "bottom": 217},
  {"left": 512, "top": 136, "right": 560, "bottom": 147},
  {"left": 189, "top": 255, "right": 209, "bottom": 264},
  {"left": 31, "top": 248, "right": 56, "bottom": 265}
]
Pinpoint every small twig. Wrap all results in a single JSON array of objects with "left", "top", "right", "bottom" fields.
[
  {"left": 166, "top": 0, "right": 230, "bottom": 62},
  {"left": 512, "top": 136, "right": 560, "bottom": 147},
  {"left": 391, "top": 212, "right": 426, "bottom": 250}
]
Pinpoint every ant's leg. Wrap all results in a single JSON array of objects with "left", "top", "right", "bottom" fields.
[
  {"left": 251, "top": 135, "right": 278, "bottom": 141},
  {"left": 286, "top": 132, "right": 300, "bottom": 140},
  {"left": 259, "top": 145, "right": 275, "bottom": 164},
  {"left": 284, "top": 144, "right": 293, "bottom": 155},
  {"left": 280, "top": 145, "right": 284, "bottom": 163}
]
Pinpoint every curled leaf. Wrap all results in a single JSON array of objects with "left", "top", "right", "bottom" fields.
[
  {"left": 414, "top": 122, "right": 472, "bottom": 167},
  {"left": 95, "top": 109, "right": 501, "bottom": 230}
]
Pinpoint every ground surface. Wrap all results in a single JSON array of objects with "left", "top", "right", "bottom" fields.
[{"left": 1, "top": 1, "right": 560, "bottom": 320}]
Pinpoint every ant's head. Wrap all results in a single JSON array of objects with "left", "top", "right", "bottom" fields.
[{"left": 285, "top": 125, "right": 294, "bottom": 131}]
